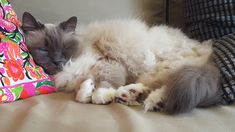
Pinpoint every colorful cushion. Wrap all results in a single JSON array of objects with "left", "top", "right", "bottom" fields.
[{"left": 0, "top": 0, "right": 56, "bottom": 103}]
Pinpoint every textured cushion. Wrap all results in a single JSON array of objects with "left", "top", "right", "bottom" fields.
[
  {"left": 185, "top": 0, "right": 235, "bottom": 41},
  {"left": 213, "top": 33, "right": 235, "bottom": 104},
  {"left": 0, "top": 0, "right": 56, "bottom": 103}
]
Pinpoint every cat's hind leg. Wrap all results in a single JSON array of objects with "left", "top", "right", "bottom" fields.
[
  {"left": 144, "top": 64, "right": 221, "bottom": 114},
  {"left": 89, "top": 59, "right": 127, "bottom": 104}
]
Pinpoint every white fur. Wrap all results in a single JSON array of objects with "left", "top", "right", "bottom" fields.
[
  {"left": 55, "top": 19, "right": 213, "bottom": 109},
  {"left": 75, "top": 79, "right": 95, "bottom": 103},
  {"left": 92, "top": 87, "right": 116, "bottom": 104},
  {"left": 144, "top": 87, "right": 165, "bottom": 113},
  {"left": 55, "top": 53, "right": 98, "bottom": 91},
  {"left": 77, "top": 19, "right": 212, "bottom": 76}
]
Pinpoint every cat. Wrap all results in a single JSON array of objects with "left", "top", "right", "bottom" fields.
[
  {"left": 22, "top": 12, "right": 222, "bottom": 114},
  {"left": 22, "top": 12, "right": 80, "bottom": 75}
]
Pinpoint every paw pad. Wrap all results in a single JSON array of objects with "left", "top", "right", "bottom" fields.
[
  {"left": 115, "top": 83, "right": 150, "bottom": 106},
  {"left": 129, "top": 89, "right": 136, "bottom": 94}
]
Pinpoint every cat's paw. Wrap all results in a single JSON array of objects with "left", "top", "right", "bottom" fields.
[
  {"left": 75, "top": 79, "right": 95, "bottom": 103},
  {"left": 54, "top": 71, "right": 74, "bottom": 91},
  {"left": 92, "top": 88, "right": 116, "bottom": 104},
  {"left": 115, "top": 83, "right": 150, "bottom": 106},
  {"left": 144, "top": 88, "right": 165, "bottom": 113}
]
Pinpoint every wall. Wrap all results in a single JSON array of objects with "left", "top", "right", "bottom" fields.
[
  {"left": 11, "top": 0, "right": 183, "bottom": 27},
  {"left": 12, "top": 0, "right": 143, "bottom": 24}
]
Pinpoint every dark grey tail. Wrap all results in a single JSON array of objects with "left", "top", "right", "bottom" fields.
[{"left": 163, "top": 64, "right": 221, "bottom": 114}]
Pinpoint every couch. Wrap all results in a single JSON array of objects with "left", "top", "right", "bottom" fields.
[{"left": 1, "top": 0, "right": 235, "bottom": 132}]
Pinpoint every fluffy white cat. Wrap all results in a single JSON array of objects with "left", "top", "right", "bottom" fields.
[
  {"left": 54, "top": 19, "right": 221, "bottom": 114},
  {"left": 22, "top": 12, "right": 221, "bottom": 114}
]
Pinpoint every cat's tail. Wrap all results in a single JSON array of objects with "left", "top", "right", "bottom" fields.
[{"left": 163, "top": 63, "right": 222, "bottom": 114}]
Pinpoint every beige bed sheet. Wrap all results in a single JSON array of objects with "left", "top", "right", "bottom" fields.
[{"left": 0, "top": 92, "right": 235, "bottom": 132}]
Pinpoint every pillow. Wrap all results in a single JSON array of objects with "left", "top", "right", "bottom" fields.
[
  {"left": 0, "top": 0, "right": 56, "bottom": 103},
  {"left": 213, "top": 33, "right": 235, "bottom": 104},
  {"left": 185, "top": 0, "right": 235, "bottom": 41}
]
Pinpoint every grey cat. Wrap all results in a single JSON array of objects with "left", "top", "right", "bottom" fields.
[
  {"left": 22, "top": 12, "right": 80, "bottom": 75},
  {"left": 22, "top": 12, "right": 223, "bottom": 114}
]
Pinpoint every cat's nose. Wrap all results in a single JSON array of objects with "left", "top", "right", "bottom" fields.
[{"left": 53, "top": 61, "right": 64, "bottom": 69}]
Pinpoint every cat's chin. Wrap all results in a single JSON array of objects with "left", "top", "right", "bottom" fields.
[
  {"left": 49, "top": 70, "right": 62, "bottom": 75},
  {"left": 43, "top": 67, "right": 62, "bottom": 75}
]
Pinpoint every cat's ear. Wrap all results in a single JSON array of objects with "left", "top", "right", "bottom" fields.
[
  {"left": 22, "top": 12, "right": 44, "bottom": 31},
  {"left": 59, "top": 16, "right": 77, "bottom": 32}
]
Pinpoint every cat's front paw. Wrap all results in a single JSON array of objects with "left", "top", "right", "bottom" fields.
[
  {"left": 75, "top": 79, "right": 95, "bottom": 103},
  {"left": 54, "top": 71, "right": 74, "bottom": 91},
  {"left": 144, "top": 88, "right": 165, "bottom": 113},
  {"left": 115, "top": 83, "right": 150, "bottom": 106},
  {"left": 91, "top": 88, "right": 116, "bottom": 104}
]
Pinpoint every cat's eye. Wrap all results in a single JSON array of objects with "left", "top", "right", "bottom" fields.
[
  {"left": 64, "top": 43, "right": 75, "bottom": 49},
  {"left": 39, "top": 47, "right": 48, "bottom": 52},
  {"left": 45, "top": 39, "right": 49, "bottom": 47}
]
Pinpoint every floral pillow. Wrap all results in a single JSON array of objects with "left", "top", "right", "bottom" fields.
[{"left": 0, "top": 0, "right": 56, "bottom": 103}]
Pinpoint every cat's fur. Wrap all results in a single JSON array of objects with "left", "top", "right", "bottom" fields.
[{"left": 22, "top": 12, "right": 222, "bottom": 114}]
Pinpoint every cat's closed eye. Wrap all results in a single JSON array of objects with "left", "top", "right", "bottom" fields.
[
  {"left": 39, "top": 47, "right": 48, "bottom": 51},
  {"left": 37, "top": 47, "right": 48, "bottom": 55},
  {"left": 64, "top": 43, "right": 76, "bottom": 49}
]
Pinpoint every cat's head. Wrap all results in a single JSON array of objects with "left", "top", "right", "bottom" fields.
[{"left": 22, "top": 12, "right": 79, "bottom": 75}]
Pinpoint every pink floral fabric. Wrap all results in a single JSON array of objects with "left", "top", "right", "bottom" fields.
[{"left": 0, "top": 0, "right": 56, "bottom": 103}]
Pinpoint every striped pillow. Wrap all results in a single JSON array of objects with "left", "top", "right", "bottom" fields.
[
  {"left": 185, "top": 0, "right": 235, "bottom": 41},
  {"left": 213, "top": 33, "right": 235, "bottom": 104}
]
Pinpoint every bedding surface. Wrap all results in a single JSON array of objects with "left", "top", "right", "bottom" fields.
[{"left": 0, "top": 92, "right": 235, "bottom": 132}]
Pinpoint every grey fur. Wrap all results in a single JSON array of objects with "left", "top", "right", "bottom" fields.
[
  {"left": 163, "top": 62, "right": 221, "bottom": 114},
  {"left": 91, "top": 58, "right": 127, "bottom": 88},
  {"left": 22, "top": 12, "right": 80, "bottom": 75}
]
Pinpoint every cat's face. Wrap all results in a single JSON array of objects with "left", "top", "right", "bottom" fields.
[{"left": 22, "top": 12, "right": 79, "bottom": 75}]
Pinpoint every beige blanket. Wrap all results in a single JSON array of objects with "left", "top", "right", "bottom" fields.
[{"left": 0, "top": 92, "right": 235, "bottom": 132}]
